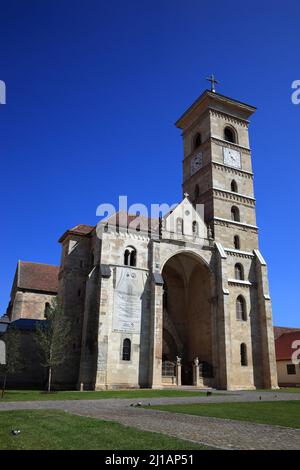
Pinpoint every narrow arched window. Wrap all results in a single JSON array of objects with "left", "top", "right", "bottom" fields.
[
  {"left": 192, "top": 221, "right": 199, "bottom": 236},
  {"left": 236, "top": 296, "right": 247, "bottom": 321},
  {"left": 224, "top": 126, "right": 236, "bottom": 143},
  {"left": 231, "top": 180, "right": 238, "bottom": 193},
  {"left": 231, "top": 206, "right": 240, "bottom": 222},
  {"left": 130, "top": 249, "right": 136, "bottom": 267},
  {"left": 240, "top": 343, "right": 248, "bottom": 366},
  {"left": 44, "top": 302, "right": 51, "bottom": 319},
  {"left": 235, "top": 263, "right": 244, "bottom": 280},
  {"left": 194, "top": 184, "right": 200, "bottom": 202},
  {"left": 124, "top": 249, "right": 130, "bottom": 266},
  {"left": 124, "top": 246, "right": 137, "bottom": 267},
  {"left": 122, "top": 338, "right": 131, "bottom": 361},
  {"left": 176, "top": 218, "right": 184, "bottom": 235},
  {"left": 234, "top": 235, "right": 240, "bottom": 250},
  {"left": 193, "top": 133, "right": 202, "bottom": 149}
]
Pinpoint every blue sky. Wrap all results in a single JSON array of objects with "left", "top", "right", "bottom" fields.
[{"left": 0, "top": 0, "right": 299, "bottom": 326}]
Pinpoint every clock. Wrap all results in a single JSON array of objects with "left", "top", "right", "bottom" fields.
[
  {"left": 191, "top": 152, "right": 203, "bottom": 176},
  {"left": 223, "top": 147, "right": 241, "bottom": 169}
]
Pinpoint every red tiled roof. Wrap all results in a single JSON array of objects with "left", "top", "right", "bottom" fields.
[
  {"left": 102, "top": 211, "right": 159, "bottom": 231},
  {"left": 59, "top": 224, "right": 95, "bottom": 243},
  {"left": 69, "top": 224, "right": 95, "bottom": 235},
  {"left": 275, "top": 331, "right": 300, "bottom": 361},
  {"left": 274, "top": 326, "right": 300, "bottom": 340},
  {"left": 18, "top": 261, "right": 59, "bottom": 293}
]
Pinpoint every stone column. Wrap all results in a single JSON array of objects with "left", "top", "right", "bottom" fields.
[
  {"left": 192, "top": 357, "right": 199, "bottom": 387},
  {"left": 149, "top": 282, "right": 163, "bottom": 388},
  {"left": 176, "top": 357, "right": 182, "bottom": 386}
]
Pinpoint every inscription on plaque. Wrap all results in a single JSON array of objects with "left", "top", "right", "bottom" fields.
[{"left": 113, "top": 267, "right": 146, "bottom": 333}]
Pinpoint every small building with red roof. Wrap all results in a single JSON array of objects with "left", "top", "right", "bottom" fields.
[
  {"left": 275, "top": 329, "right": 300, "bottom": 386},
  {"left": 6, "top": 261, "right": 59, "bottom": 321}
]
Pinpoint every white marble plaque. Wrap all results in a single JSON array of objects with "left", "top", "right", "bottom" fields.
[
  {"left": 113, "top": 267, "right": 145, "bottom": 333},
  {"left": 0, "top": 340, "right": 6, "bottom": 365}
]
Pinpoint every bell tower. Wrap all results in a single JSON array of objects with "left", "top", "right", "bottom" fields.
[
  {"left": 175, "top": 80, "right": 278, "bottom": 390},
  {"left": 176, "top": 82, "right": 258, "bottom": 252}
]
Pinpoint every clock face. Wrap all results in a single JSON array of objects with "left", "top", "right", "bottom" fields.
[
  {"left": 223, "top": 147, "right": 241, "bottom": 169},
  {"left": 191, "top": 152, "right": 203, "bottom": 176}
]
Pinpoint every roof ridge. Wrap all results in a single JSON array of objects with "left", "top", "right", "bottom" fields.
[{"left": 19, "top": 261, "right": 59, "bottom": 268}]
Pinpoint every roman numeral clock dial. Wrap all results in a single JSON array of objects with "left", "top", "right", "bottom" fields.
[
  {"left": 223, "top": 147, "right": 241, "bottom": 169},
  {"left": 190, "top": 152, "right": 203, "bottom": 176}
]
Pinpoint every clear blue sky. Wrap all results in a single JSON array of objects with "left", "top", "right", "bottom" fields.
[{"left": 0, "top": 0, "right": 299, "bottom": 326}]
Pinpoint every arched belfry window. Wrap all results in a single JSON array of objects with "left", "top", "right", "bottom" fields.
[
  {"left": 235, "top": 263, "right": 244, "bottom": 280},
  {"left": 231, "top": 180, "right": 238, "bottom": 193},
  {"left": 122, "top": 338, "right": 131, "bottom": 361},
  {"left": 234, "top": 235, "right": 240, "bottom": 250},
  {"left": 231, "top": 206, "right": 240, "bottom": 222},
  {"left": 176, "top": 218, "right": 184, "bottom": 235},
  {"left": 124, "top": 246, "right": 137, "bottom": 267},
  {"left": 193, "top": 132, "right": 202, "bottom": 149},
  {"left": 224, "top": 126, "right": 237, "bottom": 143},
  {"left": 240, "top": 343, "right": 248, "bottom": 366},
  {"left": 236, "top": 295, "right": 247, "bottom": 321}
]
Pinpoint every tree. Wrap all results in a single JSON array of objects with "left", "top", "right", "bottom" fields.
[
  {"left": 0, "top": 325, "right": 22, "bottom": 398},
  {"left": 35, "top": 299, "right": 72, "bottom": 392}
]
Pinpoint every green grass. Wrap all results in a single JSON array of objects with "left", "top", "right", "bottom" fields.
[
  {"left": 0, "top": 389, "right": 207, "bottom": 402},
  {"left": 0, "top": 410, "right": 209, "bottom": 450},
  {"left": 256, "top": 387, "right": 300, "bottom": 393},
  {"left": 151, "top": 401, "right": 300, "bottom": 428}
]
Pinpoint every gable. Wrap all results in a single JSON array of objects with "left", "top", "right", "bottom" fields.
[{"left": 163, "top": 197, "right": 206, "bottom": 239}]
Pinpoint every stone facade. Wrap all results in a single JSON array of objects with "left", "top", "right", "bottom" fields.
[
  {"left": 5, "top": 89, "right": 279, "bottom": 391},
  {"left": 7, "top": 261, "right": 59, "bottom": 322}
]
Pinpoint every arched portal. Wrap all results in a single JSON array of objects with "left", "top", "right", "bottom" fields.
[{"left": 162, "top": 251, "right": 214, "bottom": 385}]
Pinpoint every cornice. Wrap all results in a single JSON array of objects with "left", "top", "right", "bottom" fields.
[
  {"left": 211, "top": 136, "right": 251, "bottom": 154},
  {"left": 224, "top": 248, "right": 254, "bottom": 259},
  {"left": 212, "top": 161, "right": 253, "bottom": 178},
  {"left": 208, "top": 108, "right": 250, "bottom": 127},
  {"left": 214, "top": 217, "right": 258, "bottom": 231},
  {"left": 213, "top": 188, "right": 256, "bottom": 207},
  {"left": 228, "top": 279, "right": 252, "bottom": 287}
]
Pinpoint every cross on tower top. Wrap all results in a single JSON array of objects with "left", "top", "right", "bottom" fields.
[{"left": 206, "top": 74, "right": 219, "bottom": 93}]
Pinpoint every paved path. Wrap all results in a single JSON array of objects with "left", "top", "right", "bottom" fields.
[{"left": 0, "top": 391, "right": 299, "bottom": 450}]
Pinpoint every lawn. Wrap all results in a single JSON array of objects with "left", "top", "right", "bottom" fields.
[
  {"left": 151, "top": 401, "right": 300, "bottom": 428},
  {"left": 0, "top": 410, "right": 209, "bottom": 450},
  {"left": 0, "top": 389, "right": 207, "bottom": 401},
  {"left": 259, "top": 387, "right": 300, "bottom": 393}
]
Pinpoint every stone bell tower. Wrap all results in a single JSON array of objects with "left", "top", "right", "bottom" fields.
[
  {"left": 175, "top": 79, "right": 278, "bottom": 389},
  {"left": 176, "top": 79, "right": 258, "bottom": 252}
]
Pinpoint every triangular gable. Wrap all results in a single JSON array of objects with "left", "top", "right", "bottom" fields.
[{"left": 162, "top": 197, "right": 207, "bottom": 239}]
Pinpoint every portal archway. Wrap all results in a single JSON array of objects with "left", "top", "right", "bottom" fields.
[{"left": 162, "top": 251, "right": 214, "bottom": 385}]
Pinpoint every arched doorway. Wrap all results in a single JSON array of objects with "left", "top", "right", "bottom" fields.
[{"left": 162, "top": 251, "right": 214, "bottom": 385}]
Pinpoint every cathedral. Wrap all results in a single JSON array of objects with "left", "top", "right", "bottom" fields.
[{"left": 5, "top": 85, "right": 278, "bottom": 390}]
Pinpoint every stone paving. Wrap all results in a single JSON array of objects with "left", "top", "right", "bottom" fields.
[{"left": 0, "top": 391, "right": 299, "bottom": 450}]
